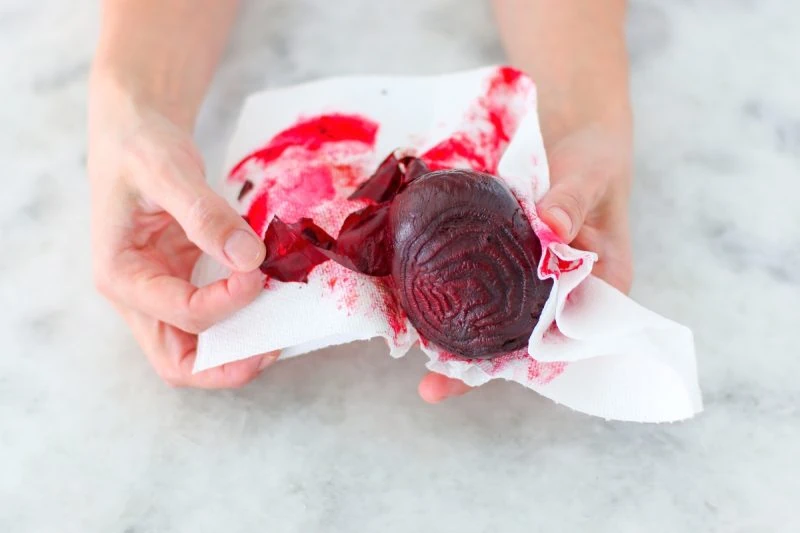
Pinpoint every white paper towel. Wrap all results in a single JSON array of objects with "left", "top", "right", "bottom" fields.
[{"left": 192, "top": 66, "right": 703, "bottom": 422}]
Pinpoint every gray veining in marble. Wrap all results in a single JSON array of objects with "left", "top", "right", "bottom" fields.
[{"left": 1, "top": 1, "right": 799, "bottom": 532}]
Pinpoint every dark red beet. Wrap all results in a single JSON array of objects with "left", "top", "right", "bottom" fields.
[
  {"left": 258, "top": 207, "right": 392, "bottom": 280},
  {"left": 402, "top": 157, "right": 431, "bottom": 185},
  {"left": 260, "top": 218, "right": 333, "bottom": 283},
  {"left": 348, "top": 153, "right": 432, "bottom": 203},
  {"left": 332, "top": 204, "right": 392, "bottom": 275},
  {"left": 257, "top": 155, "right": 551, "bottom": 360},
  {"left": 388, "top": 170, "right": 552, "bottom": 359},
  {"left": 348, "top": 153, "right": 404, "bottom": 203}
]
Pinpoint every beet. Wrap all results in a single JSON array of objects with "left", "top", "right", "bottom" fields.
[
  {"left": 389, "top": 170, "right": 551, "bottom": 359},
  {"left": 256, "top": 154, "right": 552, "bottom": 359}
]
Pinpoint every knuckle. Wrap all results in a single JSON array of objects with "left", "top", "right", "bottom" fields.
[
  {"left": 156, "top": 366, "right": 184, "bottom": 388},
  {"left": 556, "top": 187, "right": 588, "bottom": 222},
  {"left": 185, "top": 194, "right": 228, "bottom": 241},
  {"left": 174, "top": 309, "right": 206, "bottom": 334}
]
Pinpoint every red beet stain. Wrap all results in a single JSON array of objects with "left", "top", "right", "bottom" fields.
[
  {"left": 421, "top": 67, "right": 531, "bottom": 174},
  {"left": 228, "top": 114, "right": 379, "bottom": 180},
  {"left": 234, "top": 113, "right": 379, "bottom": 235},
  {"left": 375, "top": 277, "right": 408, "bottom": 340}
]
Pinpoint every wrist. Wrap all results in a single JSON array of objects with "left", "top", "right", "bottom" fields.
[
  {"left": 532, "top": 39, "right": 632, "bottom": 145},
  {"left": 537, "top": 81, "right": 632, "bottom": 148},
  {"left": 89, "top": 59, "right": 198, "bottom": 133}
]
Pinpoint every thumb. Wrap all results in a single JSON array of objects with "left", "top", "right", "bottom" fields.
[
  {"left": 536, "top": 177, "right": 600, "bottom": 243},
  {"left": 139, "top": 157, "right": 265, "bottom": 272}
]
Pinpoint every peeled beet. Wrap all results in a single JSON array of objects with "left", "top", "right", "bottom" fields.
[
  {"left": 389, "top": 170, "right": 552, "bottom": 359},
  {"left": 256, "top": 154, "right": 552, "bottom": 360}
]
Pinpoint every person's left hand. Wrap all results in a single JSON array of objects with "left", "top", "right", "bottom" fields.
[{"left": 417, "top": 123, "right": 633, "bottom": 403}]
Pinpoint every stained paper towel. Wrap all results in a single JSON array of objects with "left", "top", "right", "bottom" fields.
[{"left": 192, "top": 66, "right": 702, "bottom": 422}]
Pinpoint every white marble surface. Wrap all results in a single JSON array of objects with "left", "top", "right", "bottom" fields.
[{"left": 1, "top": 1, "right": 799, "bottom": 531}]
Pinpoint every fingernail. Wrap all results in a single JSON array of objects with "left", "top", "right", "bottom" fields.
[
  {"left": 258, "top": 352, "right": 280, "bottom": 370},
  {"left": 547, "top": 207, "right": 573, "bottom": 239},
  {"left": 224, "top": 230, "right": 263, "bottom": 270}
]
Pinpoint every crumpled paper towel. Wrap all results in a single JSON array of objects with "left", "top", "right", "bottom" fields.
[{"left": 192, "top": 65, "right": 702, "bottom": 422}]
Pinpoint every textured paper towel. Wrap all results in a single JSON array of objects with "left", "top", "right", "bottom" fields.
[{"left": 192, "top": 66, "right": 702, "bottom": 422}]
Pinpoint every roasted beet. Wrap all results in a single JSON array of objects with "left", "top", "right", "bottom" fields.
[
  {"left": 389, "top": 170, "right": 551, "bottom": 359},
  {"left": 255, "top": 154, "right": 551, "bottom": 359}
]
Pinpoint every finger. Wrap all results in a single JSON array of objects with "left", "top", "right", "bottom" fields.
[
  {"left": 418, "top": 372, "right": 472, "bottom": 403},
  {"left": 592, "top": 256, "right": 633, "bottom": 295},
  {"left": 178, "top": 350, "right": 280, "bottom": 389},
  {"left": 123, "top": 307, "right": 280, "bottom": 389},
  {"left": 536, "top": 175, "right": 605, "bottom": 243},
  {"left": 133, "top": 149, "right": 265, "bottom": 272},
  {"left": 572, "top": 214, "right": 634, "bottom": 294},
  {"left": 577, "top": 233, "right": 634, "bottom": 294},
  {"left": 113, "top": 254, "right": 265, "bottom": 333}
]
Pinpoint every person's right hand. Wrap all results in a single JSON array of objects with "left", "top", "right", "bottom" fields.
[{"left": 88, "top": 75, "right": 277, "bottom": 388}]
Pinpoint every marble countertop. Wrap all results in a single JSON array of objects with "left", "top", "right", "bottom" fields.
[{"left": 1, "top": 1, "right": 799, "bottom": 531}]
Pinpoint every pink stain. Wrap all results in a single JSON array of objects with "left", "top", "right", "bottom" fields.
[
  {"left": 421, "top": 66, "right": 533, "bottom": 175},
  {"left": 526, "top": 358, "right": 567, "bottom": 385},
  {"left": 540, "top": 247, "right": 585, "bottom": 279},
  {"left": 316, "top": 262, "right": 362, "bottom": 312},
  {"left": 375, "top": 277, "right": 408, "bottom": 341},
  {"left": 433, "top": 346, "right": 566, "bottom": 385},
  {"left": 232, "top": 113, "right": 379, "bottom": 235},
  {"left": 555, "top": 257, "right": 584, "bottom": 273},
  {"left": 245, "top": 166, "right": 338, "bottom": 234},
  {"left": 228, "top": 114, "right": 379, "bottom": 180}
]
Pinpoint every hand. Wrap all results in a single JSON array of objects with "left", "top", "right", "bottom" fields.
[
  {"left": 418, "top": 122, "right": 634, "bottom": 403},
  {"left": 88, "top": 75, "right": 275, "bottom": 388},
  {"left": 537, "top": 124, "right": 634, "bottom": 293}
]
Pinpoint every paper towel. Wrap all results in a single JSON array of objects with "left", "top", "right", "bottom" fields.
[{"left": 192, "top": 66, "right": 702, "bottom": 422}]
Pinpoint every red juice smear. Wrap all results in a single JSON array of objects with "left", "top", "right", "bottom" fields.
[
  {"left": 375, "top": 277, "right": 408, "bottom": 341},
  {"left": 330, "top": 162, "right": 367, "bottom": 190},
  {"left": 245, "top": 164, "right": 337, "bottom": 234},
  {"left": 492, "top": 65, "right": 524, "bottom": 87},
  {"left": 228, "top": 114, "right": 379, "bottom": 180},
  {"left": 526, "top": 359, "right": 566, "bottom": 385},
  {"left": 338, "top": 275, "right": 361, "bottom": 311},
  {"left": 502, "top": 351, "right": 564, "bottom": 384},
  {"left": 555, "top": 257, "right": 584, "bottom": 273},
  {"left": 539, "top": 247, "right": 585, "bottom": 279},
  {"left": 497, "top": 348, "right": 565, "bottom": 385},
  {"left": 433, "top": 346, "right": 566, "bottom": 385},
  {"left": 314, "top": 261, "right": 360, "bottom": 314},
  {"left": 421, "top": 67, "right": 532, "bottom": 174},
  {"left": 233, "top": 113, "right": 379, "bottom": 235},
  {"left": 317, "top": 262, "right": 361, "bottom": 312},
  {"left": 309, "top": 197, "right": 370, "bottom": 236}
]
